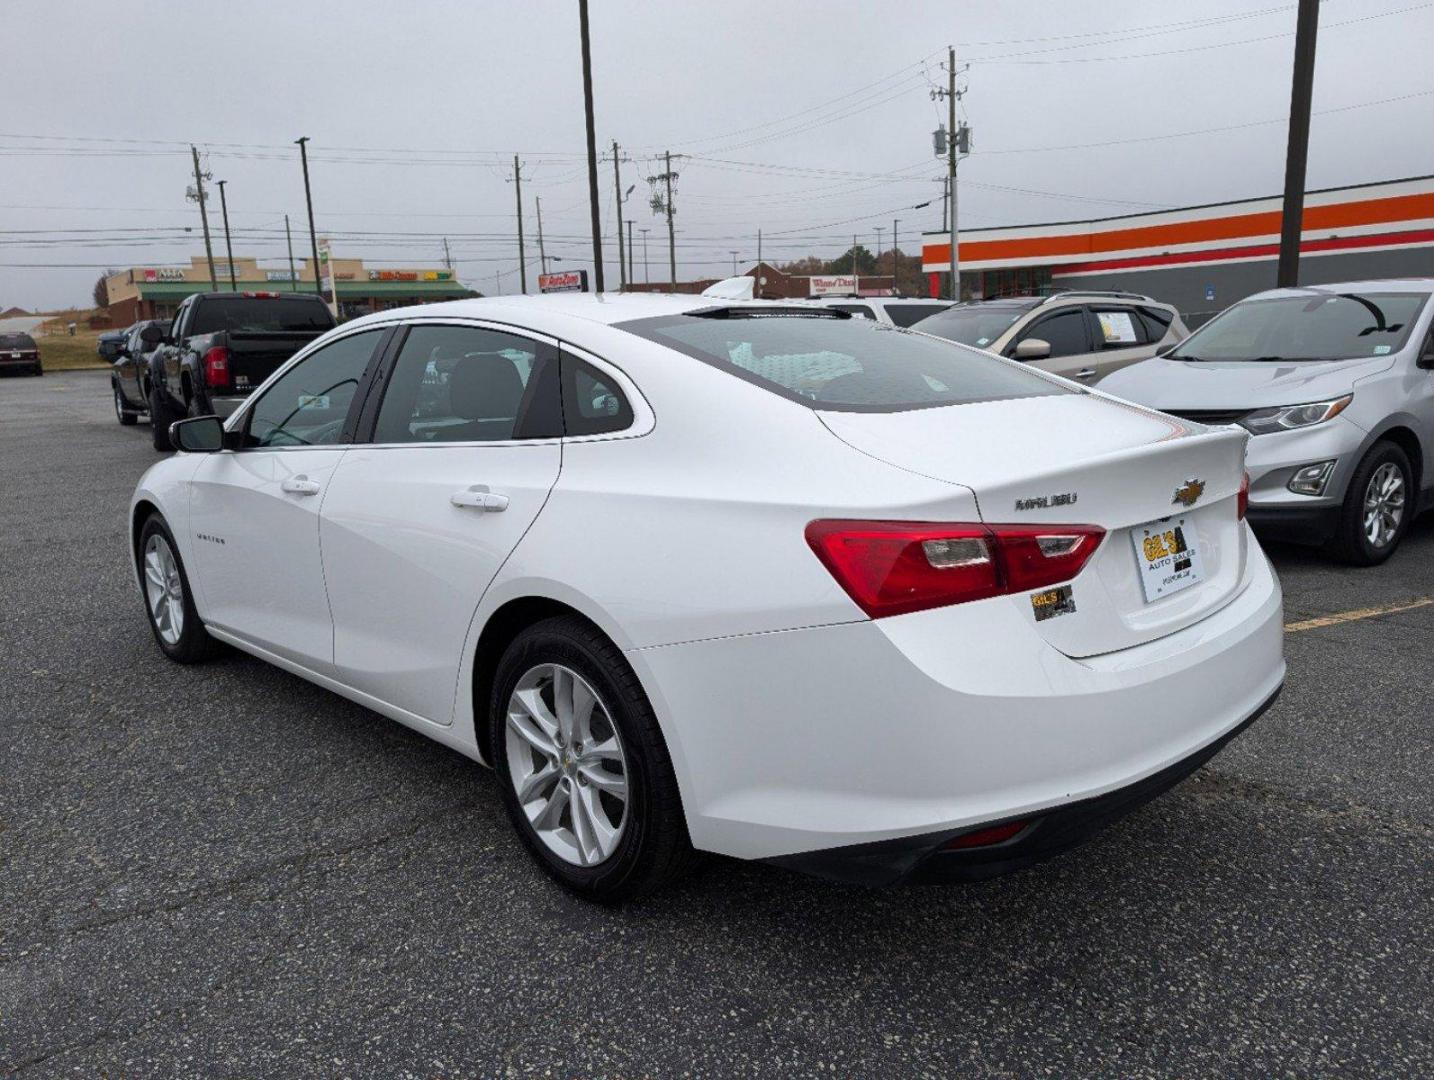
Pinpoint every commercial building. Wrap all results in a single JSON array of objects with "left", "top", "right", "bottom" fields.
[
  {"left": 102, "top": 255, "right": 475, "bottom": 325},
  {"left": 922, "top": 175, "right": 1434, "bottom": 324},
  {"left": 624, "top": 262, "right": 895, "bottom": 299}
]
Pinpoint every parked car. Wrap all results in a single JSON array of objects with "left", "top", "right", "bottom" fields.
[
  {"left": 96, "top": 329, "right": 130, "bottom": 362},
  {"left": 805, "top": 295, "right": 952, "bottom": 327},
  {"left": 131, "top": 294, "right": 1284, "bottom": 901},
  {"left": 110, "top": 318, "right": 171, "bottom": 426},
  {"left": 143, "top": 291, "right": 336, "bottom": 450},
  {"left": 0, "top": 331, "right": 42, "bottom": 375},
  {"left": 912, "top": 291, "right": 1188, "bottom": 383},
  {"left": 1100, "top": 280, "right": 1434, "bottom": 564}
]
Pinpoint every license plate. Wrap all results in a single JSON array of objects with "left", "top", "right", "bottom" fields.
[
  {"left": 1131, "top": 515, "right": 1205, "bottom": 603},
  {"left": 9, "top": 352, "right": 19, "bottom": 359}
]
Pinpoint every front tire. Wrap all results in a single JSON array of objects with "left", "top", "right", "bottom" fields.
[
  {"left": 489, "top": 616, "right": 694, "bottom": 902},
  {"left": 137, "top": 514, "right": 220, "bottom": 663},
  {"left": 114, "top": 382, "right": 138, "bottom": 425},
  {"left": 1327, "top": 441, "right": 1413, "bottom": 565},
  {"left": 149, "top": 386, "right": 179, "bottom": 451}
]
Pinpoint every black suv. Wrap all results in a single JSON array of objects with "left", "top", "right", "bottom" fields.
[{"left": 0, "top": 332, "right": 42, "bottom": 376}]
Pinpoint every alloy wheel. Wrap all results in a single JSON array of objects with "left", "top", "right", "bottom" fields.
[
  {"left": 143, "top": 534, "right": 185, "bottom": 645},
  {"left": 1362, "top": 461, "right": 1405, "bottom": 549},
  {"left": 114, "top": 385, "right": 124, "bottom": 421},
  {"left": 504, "top": 662, "right": 629, "bottom": 867}
]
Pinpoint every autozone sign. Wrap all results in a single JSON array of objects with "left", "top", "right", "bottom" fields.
[
  {"left": 539, "top": 270, "right": 588, "bottom": 293},
  {"left": 809, "top": 275, "right": 857, "bottom": 296}
]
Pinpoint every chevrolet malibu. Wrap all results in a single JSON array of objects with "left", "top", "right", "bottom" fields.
[{"left": 130, "top": 294, "right": 1285, "bottom": 901}]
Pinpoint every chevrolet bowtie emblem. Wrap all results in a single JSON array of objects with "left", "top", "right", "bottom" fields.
[{"left": 1172, "top": 478, "right": 1206, "bottom": 507}]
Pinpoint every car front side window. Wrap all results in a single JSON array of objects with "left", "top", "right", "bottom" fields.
[
  {"left": 1019, "top": 309, "right": 1089, "bottom": 358},
  {"left": 241, "top": 330, "right": 382, "bottom": 448}
]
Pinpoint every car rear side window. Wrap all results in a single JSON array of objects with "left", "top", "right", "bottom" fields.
[
  {"left": 373, "top": 324, "right": 559, "bottom": 444},
  {"left": 1091, "top": 308, "right": 1148, "bottom": 349},
  {"left": 619, "top": 311, "right": 1068, "bottom": 412},
  {"left": 563, "top": 355, "right": 633, "bottom": 436}
]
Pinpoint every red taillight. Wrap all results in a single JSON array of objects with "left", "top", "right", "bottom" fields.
[
  {"left": 1237, "top": 471, "right": 1249, "bottom": 521},
  {"left": 202, "top": 345, "right": 230, "bottom": 387},
  {"left": 943, "top": 820, "right": 1030, "bottom": 850},
  {"left": 805, "top": 519, "right": 1105, "bottom": 619}
]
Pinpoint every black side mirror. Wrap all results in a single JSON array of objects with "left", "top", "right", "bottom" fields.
[
  {"left": 170, "top": 415, "right": 226, "bottom": 453},
  {"left": 140, "top": 324, "right": 164, "bottom": 347}
]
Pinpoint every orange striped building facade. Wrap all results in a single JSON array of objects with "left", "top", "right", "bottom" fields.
[{"left": 922, "top": 176, "right": 1434, "bottom": 323}]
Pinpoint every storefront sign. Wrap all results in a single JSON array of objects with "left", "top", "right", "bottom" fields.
[
  {"left": 317, "top": 239, "right": 339, "bottom": 317},
  {"left": 809, "top": 275, "right": 857, "bottom": 296},
  {"left": 367, "top": 269, "right": 419, "bottom": 282},
  {"left": 142, "top": 268, "right": 187, "bottom": 282},
  {"left": 538, "top": 270, "right": 588, "bottom": 293},
  {"left": 265, "top": 270, "right": 298, "bottom": 282}
]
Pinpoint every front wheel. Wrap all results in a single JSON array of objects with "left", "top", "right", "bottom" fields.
[
  {"left": 137, "top": 514, "right": 220, "bottom": 663},
  {"left": 114, "top": 382, "right": 138, "bottom": 425},
  {"left": 489, "top": 616, "right": 694, "bottom": 902},
  {"left": 1328, "top": 441, "right": 1413, "bottom": 565}
]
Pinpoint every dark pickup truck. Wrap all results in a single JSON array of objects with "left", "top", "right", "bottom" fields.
[{"left": 143, "top": 291, "right": 336, "bottom": 450}]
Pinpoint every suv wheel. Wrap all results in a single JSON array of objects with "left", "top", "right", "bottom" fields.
[
  {"left": 114, "top": 382, "right": 138, "bottom": 426},
  {"left": 1328, "top": 441, "right": 1413, "bottom": 565},
  {"left": 149, "top": 387, "right": 179, "bottom": 451}
]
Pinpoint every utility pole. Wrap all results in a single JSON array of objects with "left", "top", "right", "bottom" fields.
[
  {"left": 216, "top": 180, "right": 236, "bottom": 291},
  {"left": 931, "top": 51, "right": 969, "bottom": 300},
  {"left": 611, "top": 140, "right": 628, "bottom": 290},
  {"left": 188, "top": 145, "right": 217, "bottom": 290},
  {"left": 639, "top": 227, "right": 650, "bottom": 285},
  {"left": 295, "top": 137, "right": 322, "bottom": 297},
  {"left": 1278, "top": 0, "right": 1320, "bottom": 287},
  {"left": 852, "top": 232, "right": 859, "bottom": 292},
  {"left": 875, "top": 225, "right": 885, "bottom": 289},
  {"left": 579, "top": 0, "right": 604, "bottom": 292},
  {"left": 892, "top": 218, "right": 900, "bottom": 291},
  {"left": 730, "top": 251, "right": 739, "bottom": 276},
  {"left": 536, "top": 195, "right": 548, "bottom": 274},
  {"left": 626, "top": 219, "right": 634, "bottom": 285},
  {"left": 284, "top": 214, "right": 298, "bottom": 292},
  {"left": 648, "top": 152, "right": 679, "bottom": 290},
  {"left": 509, "top": 155, "right": 527, "bottom": 294},
  {"left": 442, "top": 236, "right": 453, "bottom": 272}
]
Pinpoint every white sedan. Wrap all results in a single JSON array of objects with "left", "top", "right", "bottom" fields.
[{"left": 131, "top": 293, "right": 1285, "bottom": 901}]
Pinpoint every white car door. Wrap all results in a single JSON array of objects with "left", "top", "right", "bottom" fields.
[
  {"left": 186, "top": 327, "right": 388, "bottom": 672},
  {"left": 317, "top": 321, "right": 568, "bottom": 725}
]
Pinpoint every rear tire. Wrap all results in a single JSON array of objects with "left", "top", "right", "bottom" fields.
[
  {"left": 137, "top": 514, "right": 220, "bottom": 663},
  {"left": 114, "top": 382, "right": 138, "bottom": 425},
  {"left": 149, "top": 387, "right": 179, "bottom": 451},
  {"left": 489, "top": 615, "right": 695, "bottom": 903},
  {"left": 1327, "top": 441, "right": 1413, "bottom": 566}
]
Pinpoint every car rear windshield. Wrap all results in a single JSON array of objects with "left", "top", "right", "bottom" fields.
[
  {"left": 0, "top": 334, "right": 36, "bottom": 349},
  {"left": 910, "top": 304, "right": 1034, "bottom": 348},
  {"left": 191, "top": 296, "right": 336, "bottom": 335},
  {"left": 1169, "top": 291, "right": 1430, "bottom": 362},
  {"left": 883, "top": 303, "right": 950, "bottom": 328},
  {"left": 618, "top": 311, "right": 1069, "bottom": 412}
]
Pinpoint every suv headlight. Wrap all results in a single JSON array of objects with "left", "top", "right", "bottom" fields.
[{"left": 1239, "top": 394, "right": 1352, "bottom": 435}]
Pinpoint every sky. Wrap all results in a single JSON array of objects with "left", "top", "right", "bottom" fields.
[{"left": 2, "top": 0, "right": 1432, "bottom": 311}]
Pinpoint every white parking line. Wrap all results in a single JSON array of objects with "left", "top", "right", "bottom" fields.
[{"left": 1285, "top": 597, "right": 1434, "bottom": 633}]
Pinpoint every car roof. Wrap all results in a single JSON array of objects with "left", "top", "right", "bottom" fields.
[
  {"left": 1242, "top": 278, "right": 1434, "bottom": 300},
  {"left": 337, "top": 292, "right": 788, "bottom": 333}
]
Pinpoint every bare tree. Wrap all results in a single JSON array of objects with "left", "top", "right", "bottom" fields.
[{"left": 92, "top": 272, "right": 112, "bottom": 309}]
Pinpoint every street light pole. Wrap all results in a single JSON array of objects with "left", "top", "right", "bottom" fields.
[
  {"left": 284, "top": 214, "right": 298, "bottom": 292},
  {"left": 295, "top": 137, "right": 322, "bottom": 297},
  {"left": 639, "top": 227, "right": 650, "bottom": 285},
  {"left": 216, "top": 180, "right": 237, "bottom": 291}
]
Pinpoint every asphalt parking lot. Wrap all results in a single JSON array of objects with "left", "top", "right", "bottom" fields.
[{"left": 2, "top": 368, "right": 1431, "bottom": 1078}]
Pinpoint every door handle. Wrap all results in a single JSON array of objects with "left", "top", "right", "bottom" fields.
[
  {"left": 281, "top": 476, "right": 322, "bottom": 496},
  {"left": 451, "top": 485, "right": 509, "bottom": 513},
  {"left": 1074, "top": 368, "right": 1098, "bottom": 380}
]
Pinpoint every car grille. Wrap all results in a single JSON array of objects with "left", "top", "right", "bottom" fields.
[{"left": 1163, "top": 408, "right": 1250, "bottom": 426}]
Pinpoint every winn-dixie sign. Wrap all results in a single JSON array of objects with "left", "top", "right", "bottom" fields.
[
  {"left": 809, "top": 275, "right": 857, "bottom": 296},
  {"left": 539, "top": 270, "right": 588, "bottom": 293}
]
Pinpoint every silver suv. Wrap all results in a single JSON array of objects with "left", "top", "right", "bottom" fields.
[
  {"left": 911, "top": 291, "right": 1188, "bottom": 383},
  {"left": 1100, "top": 280, "right": 1434, "bottom": 564}
]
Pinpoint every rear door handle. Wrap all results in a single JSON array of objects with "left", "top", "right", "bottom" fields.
[
  {"left": 1074, "top": 368, "right": 1098, "bottom": 380},
  {"left": 451, "top": 485, "right": 509, "bottom": 512},
  {"left": 281, "top": 476, "right": 322, "bottom": 496}
]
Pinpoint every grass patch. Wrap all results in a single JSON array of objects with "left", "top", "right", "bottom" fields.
[{"left": 37, "top": 328, "right": 108, "bottom": 371}]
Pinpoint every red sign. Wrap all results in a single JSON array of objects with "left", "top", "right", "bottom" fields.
[{"left": 538, "top": 270, "right": 588, "bottom": 293}]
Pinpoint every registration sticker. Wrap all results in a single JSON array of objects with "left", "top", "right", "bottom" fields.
[
  {"left": 297, "top": 394, "right": 330, "bottom": 410},
  {"left": 1132, "top": 516, "right": 1206, "bottom": 602},
  {"left": 1031, "top": 584, "right": 1076, "bottom": 622}
]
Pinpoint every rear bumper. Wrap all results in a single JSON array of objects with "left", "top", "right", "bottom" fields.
[
  {"left": 632, "top": 538, "right": 1285, "bottom": 864},
  {"left": 0, "top": 355, "right": 40, "bottom": 369},
  {"left": 769, "top": 683, "right": 1280, "bottom": 886}
]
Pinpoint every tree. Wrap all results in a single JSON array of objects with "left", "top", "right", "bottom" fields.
[
  {"left": 92, "top": 273, "right": 111, "bottom": 309},
  {"left": 776, "top": 256, "right": 826, "bottom": 276},
  {"left": 826, "top": 245, "right": 878, "bottom": 276}
]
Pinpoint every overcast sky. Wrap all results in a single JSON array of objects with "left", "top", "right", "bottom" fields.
[{"left": 2, "top": 0, "right": 1432, "bottom": 311}]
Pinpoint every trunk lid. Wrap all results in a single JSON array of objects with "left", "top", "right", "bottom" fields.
[{"left": 818, "top": 393, "right": 1250, "bottom": 656}]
